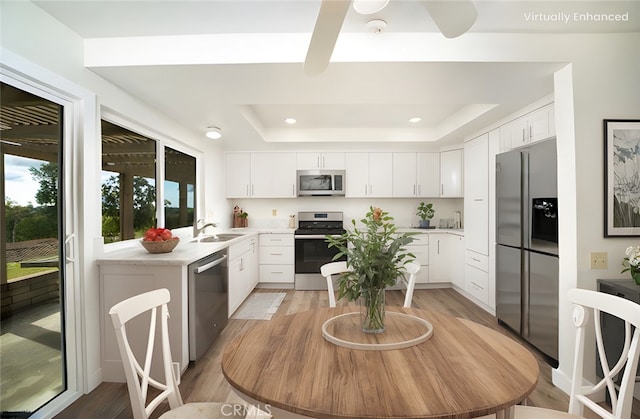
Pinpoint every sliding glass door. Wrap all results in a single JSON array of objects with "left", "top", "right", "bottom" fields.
[{"left": 0, "top": 82, "right": 67, "bottom": 416}]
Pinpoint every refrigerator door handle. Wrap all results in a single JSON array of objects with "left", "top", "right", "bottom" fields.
[
  {"left": 521, "top": 151, "right": 530, "bottom": 250},
  {"left": 522, "top": 250, "right": 530, "bottom": 338}
]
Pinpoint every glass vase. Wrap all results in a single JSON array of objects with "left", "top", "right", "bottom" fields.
[
  {"left": 631, "top": 268, "right": 640, "bottom": 286},
  {"left": 360, "top": 287, "right": 385, "bottom": 334}
]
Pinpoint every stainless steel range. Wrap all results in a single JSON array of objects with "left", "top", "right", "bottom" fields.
[{"left": 294, "top": 211, "right": 346, "bottom": 290}]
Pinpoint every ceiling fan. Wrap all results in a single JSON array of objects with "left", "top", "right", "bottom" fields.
[{"left": 304, "top": 0, "right": 478, "bottom": 75}]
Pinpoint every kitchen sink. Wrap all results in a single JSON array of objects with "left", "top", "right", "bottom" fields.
[{"left": 191, "top": 233, "right": 244, "bottom": 243}]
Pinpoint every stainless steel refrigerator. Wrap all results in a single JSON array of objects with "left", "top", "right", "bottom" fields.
[{"left": 496, "top": 138, "right": 559, "bottom": 365}]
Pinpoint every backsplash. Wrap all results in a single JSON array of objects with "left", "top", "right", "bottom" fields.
[{"left": 223, "top": 197, "right": 464, "bottom": 230}]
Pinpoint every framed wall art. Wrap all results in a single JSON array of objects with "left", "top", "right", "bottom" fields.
[{"left": 604, "top": 119, "right": 640, "bottom": 237}]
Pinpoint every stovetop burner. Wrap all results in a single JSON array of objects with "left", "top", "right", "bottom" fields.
[{"left": 295, "top": 211, "right": 344, "bottom": 236}]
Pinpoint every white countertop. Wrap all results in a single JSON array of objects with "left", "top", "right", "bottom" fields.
[
  {"left": 96, "top": 228, "right": 274, "bottom": 266},
  {"left": 398, "top": 228, "right": 464, "bottom": 236}
]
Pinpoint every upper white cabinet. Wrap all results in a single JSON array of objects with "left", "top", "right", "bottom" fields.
[
  {"left": 296, "top": 152, "right": 345, "bottom": 170},
  {"left": 225, "top": 152, "right": 296, "bottom": 198},
  {"left": 225, "top": 152, "right": 252, "bottom": 198},
  {"left": 392, "top": 152, "right": 440, "bottom": 197},
  {"left": 464, "top": 133, "right": 489, "bottom": 255},
  {"left": 345, "top": 152, "right": 393, "bottom": 198},
  {"left": 439, "top": 149, "right": 464, "bottom": 198},
  {"left": 251, "top": 152, "right": 296, "bottom": 198},
  {"left": 500, "top": 103, "right": 555, "bottom": 151}
]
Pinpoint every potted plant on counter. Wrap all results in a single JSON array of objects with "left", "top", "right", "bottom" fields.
[
  {"left": 325, "top": 207, "right": 416, "bottom": 333},
  {"left": 416, "top": 202, "right": 435, "bottom": 228}
]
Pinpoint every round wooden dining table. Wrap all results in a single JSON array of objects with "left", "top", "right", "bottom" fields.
[{"left": 221, "top": 307, "right": 539, "bottom": 419}]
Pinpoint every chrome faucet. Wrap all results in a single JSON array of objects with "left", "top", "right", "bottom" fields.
[{"left": 193, "top": 218, "right": 217, "bottom": 237}]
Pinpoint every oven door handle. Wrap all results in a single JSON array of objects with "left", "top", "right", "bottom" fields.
[
  {"left": 294, "top": 235, "right": 337, "bottom": 239},
  {"left": 194, "top": 255, "right": 228, "bottom": 274}
]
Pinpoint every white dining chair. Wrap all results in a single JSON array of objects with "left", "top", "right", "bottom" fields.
[
  {"left": 320, "top": 261, "right": 352, "bottom": 307},
  {"left": 109, "top": 288, "right": 270, "bottom": 419},
  {"left": 479, "top": 288, "right": 640, "bottom": 419},
  {"left": 399, "top": 262, "right": 421, "bottom": 308}
]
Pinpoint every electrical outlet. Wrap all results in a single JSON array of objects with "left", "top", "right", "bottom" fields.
[
  {"left": 590, "top": 252, "right": 608, "bottom": 269},
  {"left": 272, "top": 209, "right": 277, "bottom": 216}
]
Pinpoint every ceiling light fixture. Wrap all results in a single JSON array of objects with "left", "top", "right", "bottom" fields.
[
  {"left": 366, "top": 19, "right": 387, "bottom": 33},
  {"left": 409, "top": 117, "right": 422, "bottom": 123},
  {"left": 205, "top": 126, "right": 222, "bottom": 140},
  {"left": 285, "top": 118, "right": 297, "bottom": 125},
  {"left": 353, "top": 0, "right": 390, "bottom": 15}
]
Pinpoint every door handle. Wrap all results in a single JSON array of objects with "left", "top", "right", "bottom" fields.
[{"left": 64, "top": 233, "right": 75, "bottom": 263}]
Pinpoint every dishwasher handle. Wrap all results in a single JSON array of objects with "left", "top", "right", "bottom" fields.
[{"left": 194, "top": 255, "right": 228, "bottom": 274}]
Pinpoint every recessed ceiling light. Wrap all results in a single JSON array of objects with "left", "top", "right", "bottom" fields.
[
  {"left": 409, "top": 117, "right": 422, "bottom": 123},
  {"left": 205, "top": 126, "right": 222, "bottom": 140},
  {"left": 285, "top": 118, "right": 297, "bottom": 125}
]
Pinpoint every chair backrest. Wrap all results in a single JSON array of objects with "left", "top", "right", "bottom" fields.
[
  {"left": 321, "top": 261, "right": 351, "bottom": 307},
  {"left": 567, "top": 288, "right": 640, "bottom": 419},
  {"left": 109, "top": 288, "right": 183, "bottom": 419},
  {"left": 400, "top": 262, "right": 421, "bottom": 308}
]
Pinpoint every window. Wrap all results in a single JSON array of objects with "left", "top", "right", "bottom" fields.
[
  {"left": 101, "top": 120, "right": 156, "bottom": 243},
  {"left": 164, "top": 147, "right": 195, "bottom": 229}
]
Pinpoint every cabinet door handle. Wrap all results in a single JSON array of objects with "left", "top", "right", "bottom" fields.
[
  {"left": 270, "top": 253, "right": 283, "bottom": 256},
  {"left": 251, "top": 184, "right": 254, "bottom": 196},
  {"left": 317, "top": 156, "right": 321, "bottom": 168},
  {"left": 322, "top": 156, "right": 325, "bottom": 168},
  {"left": 474, "top": 198, "right": 483, "bottom": 202}
]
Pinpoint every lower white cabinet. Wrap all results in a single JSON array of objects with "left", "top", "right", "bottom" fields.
[
  {"left": 428, "top": 234, "right": 449, "bottom": 283},
  {"left": 259, "top": 233, "right": 294, "bottom": 284},
  {"left": 429, "top": 233, "right": 465, "bottom": 286},
  {"left": 464, "top": 250, "right": 489, "bottom": 304},
  {"left": 228, "top": 236, "right": 258, "bottom": 316},
  {"left": 449, "top": 235, "right": 465, "bottom": 289},
  {"left": 405, "top": 233, "right": 429, "bottom": 284},
  {"left": 99, "top": 263, "right": 188, "bottom": 382}
]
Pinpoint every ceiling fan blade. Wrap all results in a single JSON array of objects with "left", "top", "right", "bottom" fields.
[
  {"left": 422, "top": 0, "right": 477, "bottom": 39},
  {"left": 304, "top": 0, "right": 351, "bottom": 75}
]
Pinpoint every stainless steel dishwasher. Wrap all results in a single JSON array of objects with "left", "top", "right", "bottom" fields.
[{"left": 188, "top": 250, "right": 228, "bottom": 361}]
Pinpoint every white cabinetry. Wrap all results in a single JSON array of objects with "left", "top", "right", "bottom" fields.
[
  {"left": 449, "top": 234, "right": 465, "bottom": 289},
  {"left": 439, "top": 149, "right": 463, "bottom": 197},
  {"left": 405, "top": 233, "right": 429, "bottom": 284},
  {"left": 392, "top": 152, "right": 440, "bottom": 197},
  {"left": 500, "top": 104, "right": 555, "bottom": 151},
  {"left": 225, "top": 152, "right": 252, "bottom": 198},
  {"left": 428, "top": 234, "right": 449, "bottom": 283},
  {"left": 228, "top": 236, "right": 258, "bottom": 316},
  {"left": 99, "top": 263, "right": 188, "bottom": 382},
  {"left": 428, "top": 233, "right": 465, "bottom": 287},
  {"left": 464, "top": 133, "right": 489, "bottom": 255},
  {"left": 225, "top": 152, "right": 296, "bottom": 198},
  {"left": 251, "top": 153, "right": 296, "bottom": 198},
  {"left": 345, "top": 152, "right": 393, "bottom": 197},
  {"left": 465, "top": 250, "right": 489, "bottom": 304},
  {"left": 296, "top": 152, "right": 345, "bottom": 170},
  {"left": 259, "top": 233, "right": 294, "bottom": 285}
]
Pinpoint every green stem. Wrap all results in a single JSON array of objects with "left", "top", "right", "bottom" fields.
[{"left": 361, "top": 288, "right": 385, "bottom": 333}]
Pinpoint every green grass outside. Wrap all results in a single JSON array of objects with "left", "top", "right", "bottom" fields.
[{"left": 6, "top": 262, "right": 57, "bottom": 280}]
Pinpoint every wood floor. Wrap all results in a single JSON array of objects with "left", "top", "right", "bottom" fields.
[{"left": 55, "top": 288, "right": 638, "bottom": 419}]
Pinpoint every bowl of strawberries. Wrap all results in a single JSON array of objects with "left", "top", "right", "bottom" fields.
[{"left": 140, "top": 227, "right": 180, "bottom": 254}]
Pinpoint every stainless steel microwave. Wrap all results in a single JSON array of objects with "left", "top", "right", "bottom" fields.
[{"left": 297, "top": 170, "right": 345, "bottom": 196}]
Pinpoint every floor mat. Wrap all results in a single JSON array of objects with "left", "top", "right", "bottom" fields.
[{"left": 232, "top": 293, "right": 286, "bottom": 320}]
